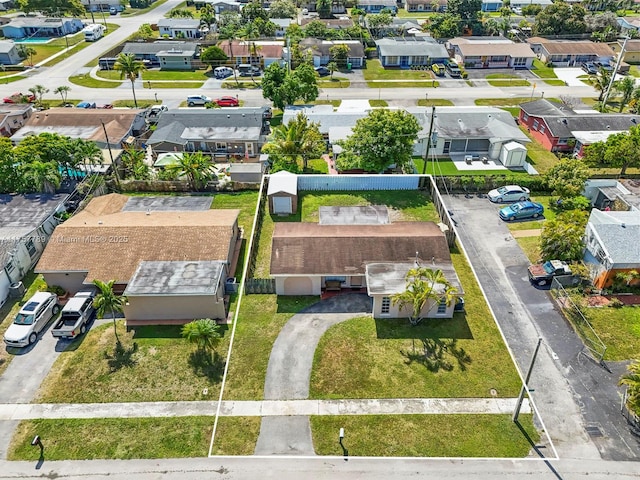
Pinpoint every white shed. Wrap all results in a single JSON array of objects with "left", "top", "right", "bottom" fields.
[
  {"left": 500, "top": 141, "right": 527, "bottom": 168},
  {"left": 267, "top": 171, "right": 298, "bottom": 215}
]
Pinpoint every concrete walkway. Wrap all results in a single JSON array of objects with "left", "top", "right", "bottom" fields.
[{"left": 0, "top": 398, "right": 530, "bottom": 420}]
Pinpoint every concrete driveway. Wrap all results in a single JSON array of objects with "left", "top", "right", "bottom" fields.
[
  {"left": 443, "top": 193, "right": 640, "bottom": 461},
  {"left": 255, "top": 294, "right": 371, "bottom": 455},
  {"left": 552, "top": 68, "right": 584, "bottom": 87}
]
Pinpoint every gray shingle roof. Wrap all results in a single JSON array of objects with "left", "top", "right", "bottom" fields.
[
  {"left": 122, "top": 41, "right": 188, "bottom": 55},
  {"left": 0, "top": 40, "right": 16, "bottom": 54},
  {"left": 124, "top": 260, "right": 225, "bottom": 296},
  {"left": 376, "top": 37, "right": 449, "bottom": 58},
  {"left": 589, "top": 209, "right": 640, "bottom": 266},
  {"left": 157, "top": 18, "right": 200, "bottom": 29}
]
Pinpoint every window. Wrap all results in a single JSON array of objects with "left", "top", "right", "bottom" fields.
[
  {"left": 539, "top": 125, "right": 546, "bottom": 134},
  {"left": 513, "top": 57, "right": 527, "bottom": 67},
  {"left": 557, "top": 137, "right": 569, "bottom": 145},
  {"left": 437, "top": 299, "right": 447, "bottom": 314},
  {"left": 5, "top": 262, "right": 14, "bottom": 274},
  {"left": 381, "top": 297, "right": 391, "bottom": 315},
  {"left": 443, "top": 140, "right": 451, "bottom": 154},
  {"left": 25, "top": 239, "right": 36, "bottom": 257},
  {"left": 532, "top": 120, "right": 539, "bottom": 130},
  {"left": 325, "top": 276, "right": 346, "bottom": 283},
  {"left": 522, "top": 113, "right": 529, "bottom": 122}
]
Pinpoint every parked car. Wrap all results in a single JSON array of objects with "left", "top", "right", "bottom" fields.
[
  {"left": 3, "top": 292, "right": 60, "bottom": 347},
  {"left": 214, "top": 66, "right": 234, "bottom": 79},
  {"left": 528, "top": 260, "right": 572, "bottom": 286},
  {"left": 109, "top": 6, "right": 118, "bottom": 14},
  {"left": 51, "top": 290, "right": 96, "bottom": 339},
  {"left": 262, "top": 106, "right": 273, "bottom": 119},
  {"left": 215, "top": 96, "right": 239, "bottom": 107},
  {"left": 77, "top": 101, "right": 97, "bottom": 108},
  {"left": 237, "top": 64, "right": 261, "bottom": 77},
  {"left": 315, "top": 66, "right": 330, "bottom": 77},
  {"left": 431, "top": 63, "right": 446, "bottom": 77},
  {"left": 499, "top": 201, "right": 544, "bottom": 221},
  {"left": 581, "top": 62, "right": 597, "bottom": 75},
  {"left": 187, "top": 95, "right": 212, "bottom": 107},
  {"left": 98, "top": 103, "right": 113, "bottom": 109},
  {"left": 3, "top": 92, "right": 36, "bottom": 103},
  {"left": 487, "top": 185, "right": 530, "bottom": 203},
  {"left": 594, "top": 61, "right": 613, "bottom": 72},
  {"left": 146, "top": 104, "right": 168, "bottom": 122},
  {"left": 445, "top": 62, "right": 462, "bottom": 78}
]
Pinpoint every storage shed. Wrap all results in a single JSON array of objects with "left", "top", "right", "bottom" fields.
[
  {"left": 267, "top": 171, "right": 298, "bottom": 215},
  {"left": 229, "top": 163, "right": 266, "bottom": 184},
  {"left": 499, "top": 141, "right": 527, "bottom": 168}
]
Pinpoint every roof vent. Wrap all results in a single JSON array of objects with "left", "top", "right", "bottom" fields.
[
  {"left": 562, "top": 119, "right": 568, "bottom": 124},
  {"left": 227, "top": 115, "right": 230, "bottom": 118},
  {"left": 606, "top": 125, "right": 610, "bottom": 129},
  {"left": 621, "top": 223, "right": 626, "bottom": 228},
  {"left": 633, "top": 118, "right": 637, "bottom": 124}
]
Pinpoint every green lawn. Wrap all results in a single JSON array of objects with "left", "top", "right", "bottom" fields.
[
  {"left": 364, "top": 60, "right": 435, "bottom": 81},
  {"left": 305, "top": 158, "right": 329, "bottom": 174},
  {"left": 505, "top": 194, "right": 557, "bottom": 231},
  {"left": 310, "top": 249, "right": 522, "bottom": 399},
  {"left": 516, "top": 236, "right": 541, "bottom": 263},
  {"left": 369, "top": 99, "right": 388, "bottom": 107},
  {"left": 119, "top": 0, "right": 170, "bottom": 16},
  {"left": 98, "top": 70, "right": 208, "bottom": 81},
  {"left": 475, "top": 97, "right": 560, "bottom": 107},
  {"left": 414, "top": 158, "right": 530, "bottom": 177},
  {"left": 312, "top": 99, "right": 341, "bottom": 107},
  {"left": 579, "top": 302, "right": 640, "bottom": 361},
  {"left": 112, "top": 99, "right": 160, "bottom": 108},
  {"left": 69, "top": 74, "right": 121, "bottom": 88},
  {"left": 0, "top": 75, "right": 25, "bottom": 83},
  {"left": 530, "top": 58, "right": 565, "bottom": 86},
  {"left": 629, "top": 65, "right": 640, "bottom": 78},
  {"left": 417, "top": 99, "right": 454, "bottom": 107},
  {"left": 8, "top": 417, "right": 213, "bottom": 460},
  {"left": 368, "top": 80, "right": 439, "bottom": 88},
  {"left": 210, "top": 416, "right": 261, "bottom": 455},
  {"left": 311, "top": 414, "right": 539, "bottom": 457},
  {"left": 222, "top": 79, "right": 261, "bottom": 89},
  {"left": 318, "top": 77, "right": 350, "bottom": 88},
  {"left": 518, "top": 129, "right": 559, "bottom": 174},
  {"left": 485, "top": 74, "right": 531, "bottom": 87},
  {"left": 395, "top": 8, "right": 433, "bottom": 18}
]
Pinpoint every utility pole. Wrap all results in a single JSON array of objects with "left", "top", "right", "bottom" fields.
[
  {"left": 602, "top": 36, "right": 629, "bottom": 112},
  {"left": 100, "top": 119, "right": 118, "bottom": 186},
  {"left": 87, "top": 0, "right": 96, "bottom": 24},
  {"left": 422, "top": 106, "right": 436, "bottom": 175},
  {"left": 286, "top": 36, "right": 291, "bottom": 73},
  {"left": 513, "top": 337, "right": 542, "bottom": 422}
]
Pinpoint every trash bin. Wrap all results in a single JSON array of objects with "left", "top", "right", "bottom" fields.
[
  {"left": 9, "top": 281, "right": 25, "bottom": 298},
  {"left": 347, "top": 62, "right": 352, "bottom": 71}
]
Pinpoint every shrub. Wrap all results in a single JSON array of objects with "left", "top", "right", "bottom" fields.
[{"left": 608, "top": 298, "right": 625, "bottom": 309}]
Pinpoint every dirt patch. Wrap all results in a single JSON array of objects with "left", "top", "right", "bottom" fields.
[
  {"left": 586, "top": 295, "right": 610, "bottom": 307},
  {"left": 608, "top": 294, "right": 640, "bottom": 306}
]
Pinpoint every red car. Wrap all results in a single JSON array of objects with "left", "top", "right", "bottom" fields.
[
  {"left": 215, "top": 96, "right": 239, "bottom": 107},
  {"left": 3, "top": 92, "right": 36, "bottom": 104}
]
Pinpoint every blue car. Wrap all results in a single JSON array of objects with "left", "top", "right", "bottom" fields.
[
  {"left": 76, "top": 101, "right": 96, "bottom": 109},
  {"left": 499, "top": 201, "right": 544, "bottom": 221}
]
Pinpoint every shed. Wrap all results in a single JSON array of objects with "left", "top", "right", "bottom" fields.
[
  {"left": 229, "top": 163, "right": 266, "bottom": 184},
  {"left": 500, "top": 141, "right": 527, "bottom": 168},
  {"left": 267, "top": 171, "right": 298, "bottom": 215}
]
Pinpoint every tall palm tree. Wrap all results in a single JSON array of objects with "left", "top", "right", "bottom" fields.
[
  {"left": 239, "top": 23, "right": 261, "bottom": 86},
  {"left": 616, "top": 76, "right": 636, "bottom": 112},
  {"left": 262, "top": 113, "right": 325, "bottom": 171},
  {"left": 70, "top": 138, "right": 103, "bottom": 172},
  {"left": 93, "top": 279, "right": 127, "bottom": 344},
  {"left": 28, "top": 84, "right": 49, "bottom": 105},
  {"left": 21, "top": 161, "right": 61, "bottom": 193},
  {"left": 53, "top": 85, "right": 71, "bottom": 104},
  {"left": 591, "top": 68, "right": 612, "bottom": 103},
  {"left": 199, "top": 4, "right": 216, "bottom": 39},
  {"left": 19, "top": 45, "right": 36, "bottom": 67},
  {"left": 620, "top": 361, "right": 640, "bottom": 416},
  {"left": 114, "top": 53, "right": 146, "bottom": 108},
  {"left": 166, "top": 152, "right": 214, "bottom": 191},
  {"left": 181, "top": 319, "right": 221, "bottom": 357}
]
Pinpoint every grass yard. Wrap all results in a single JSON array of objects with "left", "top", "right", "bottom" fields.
[
  {"left": 414, "top": 158, "right": 530, "bottom": 177},
  {"left": 120, "top": 0, "right": 170, "bottom": 15},
  {"left": 518, "top": 129, "right": 559, "bottom": 174},
  {"left": 516, "top": 236, "right": 541, "bottom": 263},
  {"left": 364, "top": 60, "right": 436, "bottom": 82},
  {"left": 152, "top": 81, "right": 205, "bottom": 89},
  {"left": 580, "top": 303, "right": 640, "bottom": 361},
  {"left": 629, "top": 65, "right": 640, "bottom": 78},
  {"left": 222, "top": 80, "right": 261, "bottom": 89},
  {"left": 311, "top": 99, "right": 341, "bottom": 108},
  {"left": 369, "top": 80, "right": 439, "bottom": 88},
  {"left": 475, "top": 97, "right": 560, "bottom": 107},
  {"left": 0, "top": 75, "right": 25, "bottom": 83},
  {"left": 212, "top": 190, "right": 259, "bottom": 235},
  {"left": 0, "top": 272, "right": 47, "bottom": 376},
  {"left": 504, "top": 194, "right": 556, "bottom": 231},
  {"left": 311, "top": 414, "right": 539, "bottom": 457},
  {"left": 111, "top": 99, "right": 162, "bottom": 108},
  {"left": 530, "top": 59, "right": 565, "bottom": 86},
  {"left": 8, "top": 417, "right": 213, "bottom": 460},
  {"left": 310, "top": 249, "right": 522, "bottom": 399},
  {"left": 210, "top": 416, "right": 261, "bottom": 455},
  {"left": 417, "top": 99, "right": 455, "bottom": 107},
  {"left": 222, "top": 295, "right": 320, "bottom": 400},
  {"left": 305, "top": 158, "right": 329, "bottom": 174},
  {"left": 485, "top": 74, "right": 531, "bottom": 87},
  {"left": 69, "top": 74, "right": 121, "bottom": 88},
  {"left": 318, "top": 77, "right": 350, "bottom": 88},
  {"left": 396, "top": 9, "right": 432, "bottom": 18},
  {"left": 369, "top": 99, "right": 388, "bottom": 107}
]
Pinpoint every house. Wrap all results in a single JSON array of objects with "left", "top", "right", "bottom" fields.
[
  {"left": 406, "top": 0, "right": 447, "bottom": 12},
  {"left": 610, "top": 39, "right": 640, "bottom": 65},
  {"left": 271, "top": 18, "right": 295, "bottom": 37},
  {"left": 376, "top": 37, "right": 449, "bottom": 68},
  {"left": 156, "top": 46, "right": 198, "bottom": 70},
  {"left": 146, "top": 108, "right": 270, "bottom": 158},
  {"left": 10, "top": 108, "right": 147, "bottom": 149},
  {"left": 518, "top": 99, "right": 640, "bottom": 156},
  {"left": 1, "top": 16, "right": 84, "bottom": 39},
  {"left": 526, "top": 37, "right": 615, "bottom": 66},
  {"left": 371, "top": 18, "right": 423, "bottom": 37},
  {"left": 0, "top": 40, "right": 21, "bottom": 65},
  {"left": 481, "top": 0, "right": 503, "bottom": 12},
  {"left": 299, "top": 38, "right": 365, "bottom": 68},
  {"left": 0, "top": 0, "right": 16, "bottom": 11},
  {"left": 121, "top": 41, "right": 192, "bottom": 68},
  {"left": 157, "top": 18, "right": 201, "bottom": 39},
  {"left": 583, "top": 179, "right": 640, "bottom": 212},
  {"left": 510, "top": 0, "right": 551, "bottom": 7},
  {"left": 196, "top": 0, "right": 242, "bottom": 13},
  {"left": 0, "top": 103, "right": 32, "bottom": 137},
  {"left": 447, "top": 37, "right": 536, "bottom": 69},
  {"left": 299, "top": 17, "right": 354, "bottom": 30},
  {"left": 229, "top": 163, "right": 266, "bottom": 184},
  {"left": 583, "top": 209, "right": 640, "bottom": 289},
  {"left": 357, "top": 0, "right": 397, "bottom": 14},
  {"left": 618, "top": 17, "right": 640, "bottom": 36},
  {"left": 267, "top": 171, "right": 298, "bottom": 214},
  {"left": 299, "top": 0, "right": 347, "bottom": 14},
  {"left": 218, "top": 40, "right": 284, "bottom": 69},
  {"left": 35, "top": 194, "right": 241, "bottom": 324},
  {"left": 0, "top": 193, "right": 68, "bottom": 308},
  {"left": 80, "top": 0, "right": 121, "bottom": 10}
]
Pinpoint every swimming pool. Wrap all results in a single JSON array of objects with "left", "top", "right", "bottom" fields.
[{"left": 15, "top": 38, "right": 51, "bottom": 44}]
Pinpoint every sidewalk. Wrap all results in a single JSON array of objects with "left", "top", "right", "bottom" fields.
[{"left": 0, "top": 398, "right": 530, "bottom": 420}]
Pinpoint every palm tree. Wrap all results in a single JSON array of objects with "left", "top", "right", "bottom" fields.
[
  {"left": 591, "top": 68, "right": 612, "bottom": 103},
  {"left": 327, "top": 61, "right": 338, "bottom": 79},
  {"left": 199, "top": 4, "right": 216, "bottom": 39},
  {"left": 166, "top": 152, "right": 214, "bottom": 191},
  {"left": 261, "top": 113, "right": 326, "bottom": 171},
  {"left": 93, "top": 279, "right": 127, "bottom": 344},
  {"left": 70, "top": 138, "right": 103, "bottom": 171},
  {"left": 616, "top": 76, "right": 636, "bottom": 112},
  {"left": 620, "top": 361, "right": 640, "bottom": 416},
  {"left": 28, "top": 84, "right": 49, "bottom": 106},
  {"left": 239, "top": 23, "right": 261, "bottom": 86},
  {"left": 181, "top": 319, "right": 221, "bottom": 357},
  {"left": 120, "top": 146, "right": 149, "bottom": 179},
  {"left": 114, "top": 53, "right": 146, "bottom": 108},
  {"left": 21, "top": 161, "right": 61, "bottom": 193},
  {"left": 19, "top": 45, "right": 36, "bottom": 67},
  {"left": 53, "top": 85, "right": 71, "bottom": 104},
  {"left": 391, "top": 267, "right": 458, "bottom": 326}
]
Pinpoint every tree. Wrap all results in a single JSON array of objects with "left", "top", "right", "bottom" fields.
[
  {"left": 540, "top": 210, "right": 588, "bottom": 262},
  {"left": 200, "top": 45, "right": 228, "bottom": 70},
  {"left": 304, "top": 19, "right": 329, "bottom": 39},
  {"left": 337, "top": 109, "right": 421, "bottom": 173},
  {"left": 133, "top": 23, "right": 154, "bottom": 41},
  {"left": 18, "top": 45, "right": 36, "bottom": 67},
  {"left": 120, "top": 146, "right": 149, "bottom": 179},
  {"left": 93, "top": 279, "right": 126, "bottom": 345},
  {"left": 69, "top": 138, "right": 103, "bottom": 171},
  {"left": 199, "top": 5, "right": 216, "bottom": 37},
  {"left": 262, "top": 63, "right": 319, "bottom": 109},
  {"left": 29, "top": 84, "right": 48, "bottom": 106},
  {"left": 269, "top": 0, "right": 297, "bottom": 18},
  {"left": 316, "top": 0, "right": 332, "bottom": 18},
  {"left": 533, "top": 2, "right": 587, "bottom": 35},
  {"left": 616, "top": 76, "right": 636, "bottom": 112},
  {"left": 14, "top": 132, "right": 74, "bottom": 169},
  {"left": 447, "top": 0, "right": 481, "bottom": 22},
  {"left": 167, "top": 8, "right": 194, "bottom": 18},
  {"left": 18, "top": 0, "right": 84, "bottom": 15},
  {"left": 483, "top": 18, "right": 501, "bottom": 36},
  {"left": 391, "top": 267, "right": 458, "bottom": 326},
  {"left": 241, "top": 1, "right": 269, "bottom": 22},
  {"left": 582, "top": 125, "right": 640, "bottom": 175},
  {"left": 620, "top": 361, "right": 640, "bottom": 416},
  {"left": 327, "top": 61, "right": 338, "bottom": 79},
  {"left": 166, "top": 152, "right": 214, "bottom": 191},
  {"left": 0, "top": 138, "right": 22, "bottom": 194},
  {"left": 53, "top": 85, "right": 70, "bottom": 103},
  {"left": 428, "top": 13, "right": 463, "bottom": 38},
  {"left": 544, "top": 158, "right": 590, "bottom": 199},
  {"left": 329, "top": 43, "right": 350, "bottom": 68},
  {"left": 114, "top": 53, "right": 145, "bottom": 108},
  {"left": 262, "top": 112, "right": 325, "bottom": 171},
  {"left": 367, "top": 11, "right": 393, "bottom": 37},
  {"left": 181, "top": 319, "right": 221, "bottom": 356},
  {"left": 21, "top": 160, "right": 60, "bottom": 193},
  {"left": 590, "top": 68, "right": 612, "bottom": 103}
]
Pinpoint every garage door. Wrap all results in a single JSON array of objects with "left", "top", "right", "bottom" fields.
[
  {"left": 273, "top": 196, "right": 292, "bottom": 214},
  {"left": 283, "top": 277, "right": 313, "bottom": 295}
]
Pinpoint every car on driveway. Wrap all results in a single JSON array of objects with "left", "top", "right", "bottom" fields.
[
  {"left": 3, "top": 92, "right": 36, "bottom": 103},
  {"left": 528, "top": 260, "right": 572, "bottom": 286},
  {"left": 315, "top": 66, "right": 330, "bottom": 77},
  {"left": 187, "top": 94, "right": 212, "bottom": 107},
  {"left": 581, "top": 62, "right": 597, "bottom": 75},
  {"left": 594, "top": 61, "right": 613, "bottom": 72},
  {"left": 3, "top": 292, "right": 60, "bottom": 348},
  {"left": 499, "top": 201, "right": 544, "bottom": 221},
  {"left": 488, "top": 185, "right": 530, "bottom": 203},
  {"left": 214, "top": 96, "right": 239, "bottom": 107}
]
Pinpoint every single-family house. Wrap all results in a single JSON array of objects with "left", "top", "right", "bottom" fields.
[
  {"left": 271, "top": 18, "right": 295, "bottom": 37},
  {"left": 10, "top": 108, "right": 147, "bottom": 149},
  {"left": 146, "top": 108, "right": 270, "bottom": 158},
  {"left": 583, "top": 208, "right": 640, "bottom": 289},
  {"left": 618, "top": 17, "right": 640, "bottom": 36},
  {"left": 0, "top": 40, "right": 21, "bottom": 65},
  {"left": 219, "top": 40, "right": 284, "bottom": 69},
  {"left": 267, "top": 170, "right": 298, "bottom": 215},
  {"left": 121, "top": 41, "right": 192, "bottom": 68},
  {"left": 526, "top": 37, "right": 615, "bottom": 66},
  {"left": 518, "top": 99, "right": 640, "bottom": 156},
  {"left": 157, "top": 18, "right": 201, "bottom": 39},
  {"left": 406, "top": 0, "right": 447, "bottom": 12},
  {"left": 481, "top": 0, "right": 503, "bottom": 12},
  {"left": 376, "top": 37, "right": 449, "bottom": 68},
  {"left": 1, "top": 16, "right": 84, "bottom": 39},
  {"left": 196, "top": 0, "right": 241, "bottom": 13},
  {"left": 0, "top": 0, "right": 16, "bottom": 11},
  {"left": 299, "top": 0, "right": 347, "bottom": 14},
  {"left": 357, "top": 0, "right": 397, "bottom": 14},
  {"left": 510, "top": 0, "right": 552, "bottom": 8},
  {"left": 583, "top": 179, "right": 640, "bottom": 212},
  {"left": 448, "top": 36, "right": 536, "bottom": 69},
  {"left": 371, "top": 18, "right": 423, "bottom": 37},
  {"left": 609, "top": 39, "right": 640, "bottom": 65},
  {"left": 35, "top": 194, "right": 241, "bottom": 325},
  {"left": 156, "top": 46, "right": 198, "bottom": 70},
  {"left": 81, "top": 0, "right": 121, "bottom": 9},
  {"left": 0, "top": 103, "right": 32, "bottom": 137},
  {"left": 0, "top": 194, "right": 68, "bottom": 308},
  {"left": 299, "top": 17, "right": 354, "bottom": 30},
  {"left": 299, "top": 38, "right": 365, "bottom": 68}
]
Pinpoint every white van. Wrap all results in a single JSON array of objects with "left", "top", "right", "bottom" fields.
[{"left": 214, "top": 66, "right": 234, "bottom": 79}]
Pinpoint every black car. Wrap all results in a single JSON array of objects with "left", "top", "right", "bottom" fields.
[
  {"left": 315, "top": 66, "right": 330, "bottom": 77},
  {"left": 581, "top": 62, "right": 597, "bottom": 74},
  {"left": 594, "top": 61, "right": 614, "bottom": 72}
]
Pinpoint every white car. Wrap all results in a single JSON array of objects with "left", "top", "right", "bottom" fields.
[
  {"left": 4, "top": 291, "right": 60, "bottom": 347},
  {"left": 488, "top": 185, "right": 530, "bottom": 203},
  {"left": 186, "top": 95, "right": 212, "bottom": 107}
]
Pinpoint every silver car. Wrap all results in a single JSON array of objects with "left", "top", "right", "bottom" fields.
[
  {"left": 488, "top": 185, "right": 530, "bottom": 203},
  {"left": 4, "top": 291, "right": 60, "bottom": 347}
]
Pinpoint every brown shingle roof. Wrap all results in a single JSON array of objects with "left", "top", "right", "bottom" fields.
[
  {"left": 270, "top": 222, "right": 450, "bottom": 276},
  {"left": 527, "top": 38, "right": 614, "bottom": 56},
  {"left": 36, "top": 195, "right": 239, "bottom": 284},
  {"left": 218, "top": 41, "right": 283, "bottom": 58}
]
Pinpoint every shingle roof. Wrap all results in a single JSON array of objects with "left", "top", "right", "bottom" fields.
[
  {"left": 157, "top": 18, "right": 200, "bottom": 29},
  {"left": 376, "top": 37, "right": 449, "bottom": 58},
  {"left": 122, "top": 41, "right": 188, "bottom": 55},
  {"left": 270, "top": 222, "right": 450, "bottom": 276},
  {"left": 218, "top": 41, "right": 283, "bottom": 59},
  {"left": 124, "top": 260, "right": 226, "bottom": 296},
  {"left": 588, "top": 209, "right": 640, "bottom": 266},
  {"left": 366, "top": 262, "right": 462, "bottom": 296},
  {"left": 527, "top": 38, "right": 614, "bottom": 56},
  {"left": 451, "top": 39, "right": 535, "bottom": 58},
  {"left": 299, "top": 38, "right": 365, "bottom": 57}
]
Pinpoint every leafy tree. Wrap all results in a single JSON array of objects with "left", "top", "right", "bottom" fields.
[
  {"left": 69, "top": 138, "right": 103, "bottom": 171},
  {"left": 167, "top": 8, "right": 194, "bottom": 18},
  {"left": 447, "top": 0, "right": 481, "bottom": 22},
  {"left": 133, "top": 23, "right": 154, "bottom": 41},
  {"left": 620, "top": 361, "right": 640, "bottom": 416},
  {"left": 182, "top": 319, "right": 222, "bottom": 356},
  {"left": 317, "top": 0, "right": 332, "bottom": 18},
  {"left": 391, "top": 267, "right": 458, "bottom": 326},
  {"left": 367, "top": 11, "right": 393, "bottom": 37},
  {"left": 585, "top": 11, "right": 619, "bottom": 33},
  {"left": 241, "top": 1, "right": 269, "bottom": 22},
  {"left": 262, "top": 112, "right": 325, "bottom": 171},
  {"left": 14, "top": 132, "right": 73, "bottom": 168},
  {"left": 289, "top": 64, "right": 318, "bottom": 102},
  {"left": 269, "top": 0, "right": 297, "bottom": 18},
  {"left": 262, "top": 63, "right": 319, "bottom": 109},
  {"left": 254, "top": 17, "right": 277, "bottom": 37},
  {"left": 484, "top": 18, "right": 501, "bottom": 36},
  {"left": 0, "top": 138, "right": 21, "bottom": 193},
  {"left": 114, "top": 53, "right": 146, "bottom": 108},
  {"left": 93, "top": 279, "right": 126, "bottom": 345},
  {"left": 429, "top": 13, "right": 463, "bottom": 38},
  {"left": 200, "top": 45, "right": 228, "bottom": 69},
  {"left": 533, "top": 2, "right": 587, "bottom": 35},
  {"left": 521, "top": 4, "right": 541, "bottom": 15},
  {"left": 218, "top": 11, "right": 242, "bottom": 39},
  {"left": 329, "top": 43, "right": 350, "bottom": 68},
  {"left": 304, "top": 19, "right": 329, "bottom": 38},
  {"left": 589, "top": 67, "right": 612, "bottom": 103},
  {"left": 583, "top": 125, "right": 640, "bottom": 175},
  {"left": 53, "top": 85, "right": 70, "bottom": 103},
  {"left": 21, "top": 160, "right": 60, "bottom": 194},
  {"left": 199, "top": 5, "right": 216, "bottom": 35},
  {"left": 18, "top": 0, "right": 84, "bottom": 15},
  {"left": 166, "top": 152, "right": 214, "bottom": 191},
  {"left": 18, "top": 45, "right": 36, "bottom": 67},
  {"left": 337, "top": 109, "right": 420, "bottom": 173},
  {"left": 120, "top": 147, "right": 149, "bottom": 179},
  {"left": 544, "top": 158, "right": 590, "bottom": 199},
  {"left": 327, "top": 61, "right": 338, "bottom": 78},
  {"left": 540, "top": 210, "right": 588, "bottom": 262},
  {"left": 616, "top": 76, "right": 635, "bottom": 112}
]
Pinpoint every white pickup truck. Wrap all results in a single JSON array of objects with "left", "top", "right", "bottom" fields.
[{"left": 51, "top": 290, "right": 96, "bottom": 339}]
